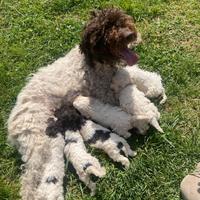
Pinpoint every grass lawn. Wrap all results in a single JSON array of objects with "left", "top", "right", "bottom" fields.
[{"left": 0, "top": 0, "right": 200, "bottom": 199}]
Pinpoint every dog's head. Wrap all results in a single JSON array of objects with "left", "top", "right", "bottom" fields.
[{"left": 80, "top": 8, "right": 140, "bottom": 66}]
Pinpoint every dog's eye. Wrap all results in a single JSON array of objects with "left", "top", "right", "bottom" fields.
[
  {"left": 123, "top": 30, "right": 136, "bottom": 41},
  {"left": 125, "top": 32, "right": 135, "bottom": 41}
]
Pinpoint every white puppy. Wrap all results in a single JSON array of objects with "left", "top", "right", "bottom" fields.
[
  {"left": 119, "top": 84, "right": 163, "bottom": 134},
  {"left": 111, "top": 65, "right": 167, "bottom": 104},
  {"left": 73, "top": 96, "right": 133, "bottom": 138}
]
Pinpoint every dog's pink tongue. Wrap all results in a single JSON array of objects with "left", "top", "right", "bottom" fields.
[{"left": 120, "top": 48, "right": 139, "bottom": 66}]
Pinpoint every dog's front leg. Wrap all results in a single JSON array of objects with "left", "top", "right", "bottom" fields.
[
  {"left": 13, "top": 133, "right": 65, "bottom": 200},
  {"left": 73, "top": 96, "right": 132, "bottom": 138}
]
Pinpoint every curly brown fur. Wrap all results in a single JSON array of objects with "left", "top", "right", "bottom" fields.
[{"left": 80, "top": 8, "right": 138, "bottom": 66}]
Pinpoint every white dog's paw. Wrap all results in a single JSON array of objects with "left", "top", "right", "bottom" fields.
[
  {"left": 146, "top": 88, "right": 167, "bottom": 104},
  {"left": 109, "top": 133, "right": 137, "bottom": 158},
  {"left": 77, "top": 155, "right": 106, "bottom": 181},
  {"left": 64, "top": 130, "right": 106, "bottom": 195},
  {"left": 77, "top": 156, "right": 106, "bottom": 195}
]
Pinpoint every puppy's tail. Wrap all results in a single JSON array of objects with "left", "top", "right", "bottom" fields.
[{"left": 150, "top": 117, "right": 164, "bottom": 133}]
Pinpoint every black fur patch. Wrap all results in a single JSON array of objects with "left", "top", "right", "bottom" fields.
[
  {"left": 83, "top": 162, "right": 92, "bottom": 171},
  {"left": 65, "top": 138, "right": 77, "bottom": 145},
  {"left": 119, "top": 150, "right": 126, "bottom": 157},
  {"left": 90, "top": 174, "right": 99, "bottom": 182},
  {"left": 117, "top": 142, "right": 124, "bottom": 149},
  {"left": 128, "top": 127, "right": 139, "bottom": 134},
  {"left": 87, "top": 130, "right": 110, "bottom": 144},
  {"left": 46, "top": 101, "right": 86, "bottom": 138},
  {"left": 83, "top": 163, "right": 99, "bottom": 182},
  {"left": 45, "top": 118, "right": 62, "bottom": 138},
  {"left": 46, "top": 176, "right": 58, "bottom": 184}
]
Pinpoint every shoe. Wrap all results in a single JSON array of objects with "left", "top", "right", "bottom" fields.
[{"left": 180, "top": 163, "right": 200, "bottom": 200}]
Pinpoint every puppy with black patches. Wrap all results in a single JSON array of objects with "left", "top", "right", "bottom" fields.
[
  {"left": 80, "top": 120, "right": 137, "bottom": 168},
  {"left": 48, "top": 101, "right": 106, "bottom": 195},
  {"left": 64, "top": 130, "right": 106, "bottom": 196}
]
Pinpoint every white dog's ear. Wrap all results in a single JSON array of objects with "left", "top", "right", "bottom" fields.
[{"left": 150, "top": 118, "right": 164, "bottom": 133}]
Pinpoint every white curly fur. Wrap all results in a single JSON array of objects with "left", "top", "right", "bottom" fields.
[
  {"left": 111, "top": 65, "right": 167, "bottom": 104},
  {"left": 80, "top": 120, "right": 137, "bottom": 168},
  {"left": 7, "top": 46, "right": 133, "bottom": 199},
  {"left": 7, "top": 15, "right": 166, "bottom": 199},
  {"left": 7, "top": 46, "right": 84, "bottom": 199},
  {"left": 73, "top": 96, "right": 133, "bottom": 138},
  {"left": 64, "top": 130, "right": 106, "bottom": 196},
  {"left": 35, "top": 134, "right": 65, "bottom": 200}
]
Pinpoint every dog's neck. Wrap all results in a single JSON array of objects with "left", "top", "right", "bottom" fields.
[{"left": 82, "top": 57, "right": 120, "bottom": 105}]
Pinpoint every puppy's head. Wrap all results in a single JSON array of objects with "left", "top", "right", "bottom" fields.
[{"left": 80, "top": 8, "right": 140, "bottom": 66}]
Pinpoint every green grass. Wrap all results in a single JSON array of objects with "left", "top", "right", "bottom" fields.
[{"left": 0, "top": 0, "right": 200, "bottom": 199}]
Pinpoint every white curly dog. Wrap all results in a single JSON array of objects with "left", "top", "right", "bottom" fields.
[{"left": 8, "top": 8, "right": 166, "bottom": 199}]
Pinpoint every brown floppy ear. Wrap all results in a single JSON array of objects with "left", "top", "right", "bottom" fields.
[
  {"left": 80, "top": 11, "right": 104, "bottom": 66},
  {"left": 90, "top": 10, "right": 99, "bottom": 18}
]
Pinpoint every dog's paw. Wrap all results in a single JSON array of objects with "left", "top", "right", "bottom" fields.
[{"left": 77, "top": 155, "right": 106, "bottom": 195}]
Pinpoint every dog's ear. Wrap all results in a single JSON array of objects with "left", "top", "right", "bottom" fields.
[{"left": 90, "top": 10, "right": 99, "bottom": 18}]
